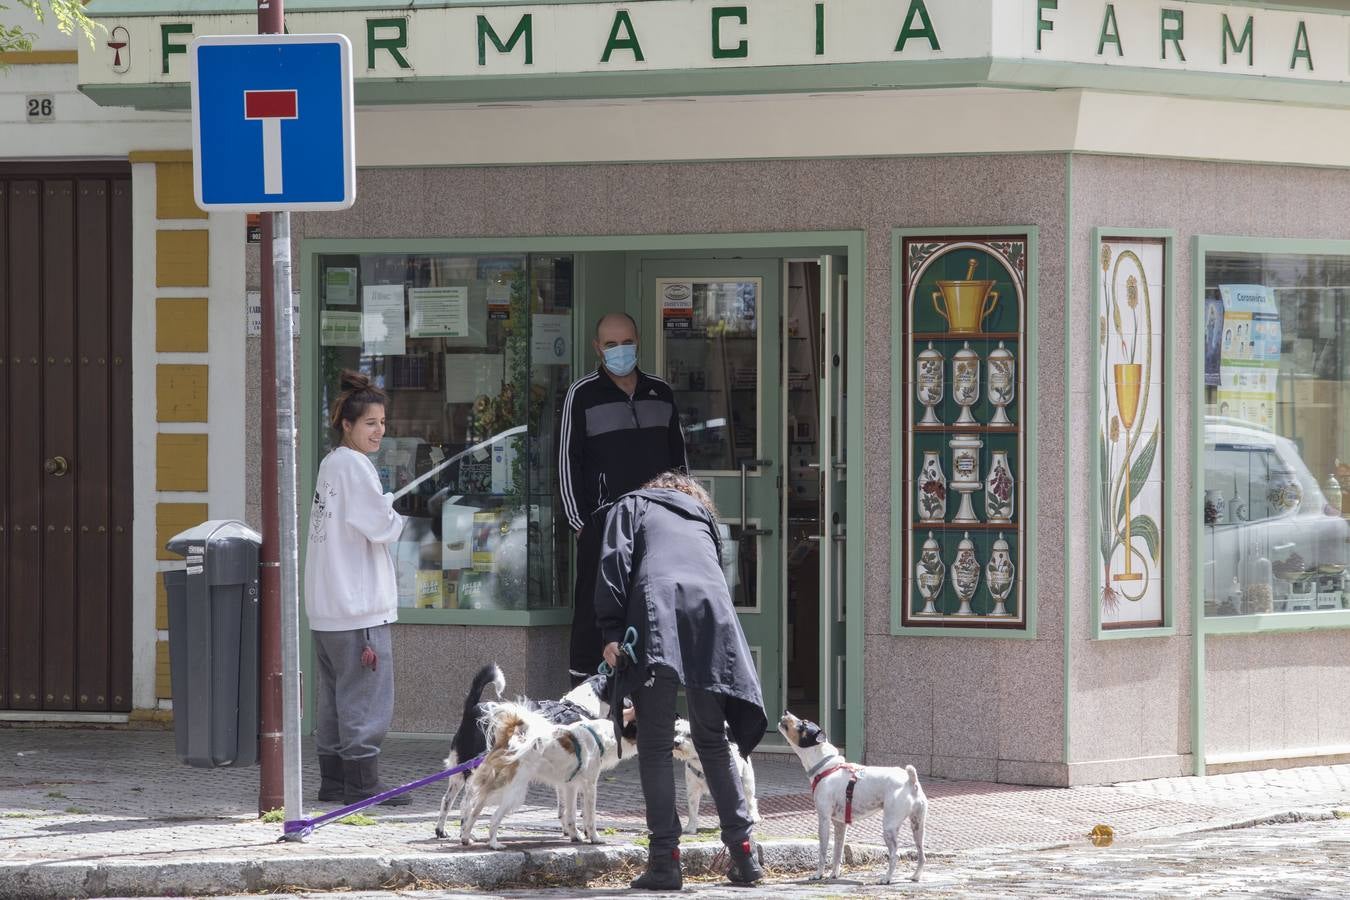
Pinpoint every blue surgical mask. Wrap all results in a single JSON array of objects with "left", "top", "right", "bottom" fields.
[{"left": 602, "top": 344, "right": 638, "bottom": 377}]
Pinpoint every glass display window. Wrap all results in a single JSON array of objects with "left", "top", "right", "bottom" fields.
[
  {"left": 1200, "top": 249, "right": 1350, "bottom": 617},
  {"left": 657, "top": 278, "right": 762, "bottom": 473},
  {"left": 314, "top": 252, "right": 574, "bottom": 613}
]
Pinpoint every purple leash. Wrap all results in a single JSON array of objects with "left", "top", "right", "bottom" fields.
[{"left": 281, "top": 753, "right": 485, "bottom": 840}]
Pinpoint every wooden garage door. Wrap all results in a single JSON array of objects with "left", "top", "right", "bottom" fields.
[{"left": 0, "top": 165, "right": 132, "bottom": 712}]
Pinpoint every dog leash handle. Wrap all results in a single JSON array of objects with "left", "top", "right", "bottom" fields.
[{"left": 598, "top": 626, "right": 639, "bottom": 676}]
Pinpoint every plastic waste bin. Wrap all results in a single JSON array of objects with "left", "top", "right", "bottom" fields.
[{"left": 163, "top": 520, "right": 262, "bottom": 768}]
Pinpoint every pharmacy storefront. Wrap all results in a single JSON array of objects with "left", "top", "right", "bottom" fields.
[{"left": 69, "top": 0, "right": 1350, "bottom": 783}]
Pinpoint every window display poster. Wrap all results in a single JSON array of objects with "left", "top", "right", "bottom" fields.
[
  {"left": 325, "top": 267, "right": 358, "bottom": 305},
  {"left": 486, "top": 281, "right": 512, "bottom": 321},
  {"left": 471, "top": 510, "right": 500, "bottom": 572},
  {"left": 530, "top": 313, "right": 571, "bottom": 365},
  {"left": 362, "top": 284, "right": 407, "bottom": 356},
  {"left": 660, "top": 280, "right": 694, "bottom": 332},
  {"left": 1204, "top": 294, "right": 1223, "bottom": 387},
  {"left": 319, "top": 311, "right": 363, "bottom": 347},
  {"left": 1217, "top": 284, "right": 1280, "bottom": 430},
  {"left": 444, "top": 352, "right": 504, "bottom": 404},
  {"left": 440, "top": 502, "right": 476, "bottom": 570},
  {"left": 409, "top": 285, "right": 470, "bottom": 337}
]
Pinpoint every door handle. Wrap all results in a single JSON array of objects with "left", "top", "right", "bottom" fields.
[
  {"left": 738, "top": 458, "right": 774, "bottom": 538},
  {"left": 44, "top": 456, "right": 70, "bottom": 477}
]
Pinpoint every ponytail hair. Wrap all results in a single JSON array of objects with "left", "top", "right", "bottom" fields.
[{"left": 330, "top": 369, "right": 389, "bottom": 436}]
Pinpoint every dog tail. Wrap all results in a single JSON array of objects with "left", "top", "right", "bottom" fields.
[
  {"left": 466, "top": 663, "right": 506, "bottom": 711},
  {"left": 458, "top": 663, "right": 505, "bottom": 736},
  {"left": 905, "top": 764, "right": 919, "bottom": 786}
]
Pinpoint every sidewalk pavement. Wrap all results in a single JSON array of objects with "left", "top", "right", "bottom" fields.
[{"left": 2, "top": 725, "right": 1349, "bottom": 897}]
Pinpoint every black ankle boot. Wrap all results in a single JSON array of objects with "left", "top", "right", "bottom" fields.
[
  {"left": 342, "top": 756, "right": 411, "bottom": 807},
  {"left": 726, "top": 839, "right": 764, "bottom": 885},
  {"left": 632, "top": 847, "right": 682, "bottom": 890},
  {"left": 317, "top": 753, "right": 344, "bottom": 802}
]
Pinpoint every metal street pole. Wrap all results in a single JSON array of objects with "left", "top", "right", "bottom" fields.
[
  {"left": 272, "top": 209, "right": 303, "bottom": 836},
  {"left": 255, "top": 0, "right": 304, "bottom": 835},
  {"left": 256, "top": 211, "right": 282, "bottom": 816}
]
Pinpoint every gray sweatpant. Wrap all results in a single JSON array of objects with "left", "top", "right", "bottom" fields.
[
  {"left": 313, "top": 625, "right": 394, "bottom": 760},
  {"left": 633, "top": 665, "right": 754, "bottom": 855}
]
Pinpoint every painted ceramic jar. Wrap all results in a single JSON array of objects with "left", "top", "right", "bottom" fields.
[
  {"left": 949, "top": 434, "right": 983, "bottom": 523},
  {"left": 986, "top": 532, "right": 1015, "bottom": 616},
  {"left": 1203, "top": 489, "right": 1226, "bottom": 525},
  {"left": 915, "top": 531, "right": 945, "bottom": 616},
  {"left": 916, "top": 342, "right": 944, "bottom": 426},
  {"left": 952, "top": 341, "right": 980, "bottom": 426},
  {"left": 952, "top": 531, "right": 980, "bottom": 616},
  {"left": 1266, "top": 465, "right": 1303, "bottom": 514},
  {"left": 984, "top": 450, "right": 1014, "bottom": 523},
  {"left": 917, "top": 450, "right": 947, "bottom": 522},
  {"left": 987, "top": 341, "right": 1016, "bottom": 428}
]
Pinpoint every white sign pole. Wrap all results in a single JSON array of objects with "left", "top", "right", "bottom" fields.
[{"left": 273, "top": 210, "right": 304, "bottom": 836}]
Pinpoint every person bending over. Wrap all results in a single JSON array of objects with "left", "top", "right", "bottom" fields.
[{"left": 595, "top": 471, "right": 766, "bottom": 890}]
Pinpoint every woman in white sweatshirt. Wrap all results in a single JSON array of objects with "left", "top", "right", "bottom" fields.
[{"left": 304, "top": 370, "right": 409, "bottom": 806}]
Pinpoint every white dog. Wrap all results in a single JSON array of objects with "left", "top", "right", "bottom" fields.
[
  {"left": 672, "top": 717, "right": 760, "bottom": 833},
  {"left": 779, "top": 711, "right": 927, "bottom": 883},
  {"left": 459, "top": 701, "right": 638, "bottom": 849},
  {"left": 434, "top": 664, "right": 614, "bottom": 841}
]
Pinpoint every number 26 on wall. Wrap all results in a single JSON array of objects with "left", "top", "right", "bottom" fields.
[{"left": 27, "top": 94, "right": 54, "bottom": 122}]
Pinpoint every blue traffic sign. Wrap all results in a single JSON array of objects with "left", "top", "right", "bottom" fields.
[{"left": 190, "top": 34, "right": 355, "bottom": 212}]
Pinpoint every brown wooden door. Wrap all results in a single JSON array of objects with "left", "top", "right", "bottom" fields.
[{"left": 1, "top": 165, "right": 132, "bottom": 712}]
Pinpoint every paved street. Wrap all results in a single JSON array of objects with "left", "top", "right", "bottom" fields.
[
  {"left": 218, "top": 817, "right": 1350, "bottom": 899},
  {"left": 4, "top": 727, "right": 1350, "bottom": 896}
]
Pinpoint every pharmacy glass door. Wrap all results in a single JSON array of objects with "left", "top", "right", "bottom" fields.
[{"left": 646, "top": 258, "right": 783, "bottom": 714}]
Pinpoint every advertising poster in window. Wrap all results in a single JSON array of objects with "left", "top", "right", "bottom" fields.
[
  {"left": 361, "top": 284, "right": 407, "bottom": 356},
  {"left": 1216, "top": 284, "right": 1280, "bottom": 431},
  {"left": 408, "top": 285, "right": 469, "bottom": 337}
]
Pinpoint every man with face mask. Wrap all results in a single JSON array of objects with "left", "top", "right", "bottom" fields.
[{"left": 559, "top": 313, "right": 688, "bottom": 682}]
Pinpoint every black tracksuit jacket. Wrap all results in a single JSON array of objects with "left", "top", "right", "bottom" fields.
[{"left": 558, "top": 367, "right": 688, "bottom": 533}]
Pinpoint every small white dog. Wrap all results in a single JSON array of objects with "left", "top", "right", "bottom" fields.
[
  {"left": 779, "top": 711, "right": 927, "bottom": 884},
  {"left": 671, "top": 718, "right": 760, "bottom": 833},
  {"left": 459, "top": 701, "right": 638, "bottom": 849}
]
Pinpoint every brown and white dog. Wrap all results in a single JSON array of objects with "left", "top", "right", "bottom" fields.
[
  {"left": 779, "top": 712, "right": 927, "bottom": 883},
  {"left": 458, "top": 701, "right": 638, "bottom": 849},
  {"left": 672, "top": 717, "right": 760, "bottom": 833}
]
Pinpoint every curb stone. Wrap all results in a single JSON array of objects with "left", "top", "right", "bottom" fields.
[{"left": 0, "top": 840, "right": 894, "bottom": 898}]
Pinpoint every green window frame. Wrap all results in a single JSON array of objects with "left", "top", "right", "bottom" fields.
[{"left": 1191, "top": 236, "right": 1350, "bottom": 637}]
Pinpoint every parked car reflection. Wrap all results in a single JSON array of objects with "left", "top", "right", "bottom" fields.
[{"left": 1203, "top": 416, "right": 1349, "bottom": 615}]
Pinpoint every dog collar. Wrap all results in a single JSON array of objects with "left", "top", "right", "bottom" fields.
[{"left": 806, "top": 755, "right": 845, "bottom": 780}]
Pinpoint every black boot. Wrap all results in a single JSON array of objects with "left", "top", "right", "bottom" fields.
[
  {"left": 317, "top": 753, "right": 344, "bottom": 802},
  {"left": 726, "top": 839, "right": 764, "bottom": 885},
  {"left": 342, "top": 756, "right": 411, "bottom": 807},
  {"left": 632, "top": 846, "right": 682, "bottom": 890}
]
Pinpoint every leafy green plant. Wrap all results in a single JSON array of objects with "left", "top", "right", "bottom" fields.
[
  {"left": 260, "top": 808, "right": 284, "bottom": 824},
  {"left": 1, "top": 1, "right": 100, "bottom": 57},
  {"left": 337, "top": 813, "right": 377, "bottom": 826}
]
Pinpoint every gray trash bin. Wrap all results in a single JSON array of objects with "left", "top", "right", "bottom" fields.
[{"left": 163, "top": 520, "right": 262, "bottom": 768}]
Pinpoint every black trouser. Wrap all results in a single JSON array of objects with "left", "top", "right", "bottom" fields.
[
  {"left": 633, "top": 666, "right": 753, "bottom": 855},
  {"left": 568, "top": 519, "right": 604, "bottom": 682}
]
